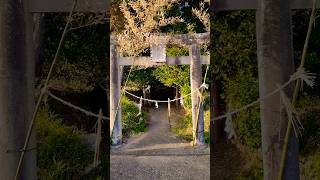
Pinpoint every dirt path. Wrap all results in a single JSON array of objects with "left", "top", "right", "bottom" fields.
[{"left": 110, "top": 106, "right": 210, "bottom": 180}]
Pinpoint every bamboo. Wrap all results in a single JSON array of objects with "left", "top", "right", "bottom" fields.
[
  {"left": 94, "top": 109, "right": 102, "bottom": 167},
  {"left": 278, "top": 0, "right": 317, "bottom": 179},
  {"left": 168, "top": 98, "right": 171, "bottom": 128},
  {"left": 190, "top": 43, "right": 205, "bottom": 145}
]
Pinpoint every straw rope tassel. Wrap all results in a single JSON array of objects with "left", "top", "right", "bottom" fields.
[
  {"left": 180, "top": 96, "right": 184, "bottom": 107},
  {"left": 137, "top": 96, "right": 143, "bottom": 116}
]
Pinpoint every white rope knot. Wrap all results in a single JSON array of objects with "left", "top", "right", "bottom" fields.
[{"left": 155, "top": 102, "right": 159, "bottom": 108}]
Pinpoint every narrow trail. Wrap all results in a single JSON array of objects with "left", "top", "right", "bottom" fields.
[{"left": 110, "top": 106, "right": 210, "bottom": 180}]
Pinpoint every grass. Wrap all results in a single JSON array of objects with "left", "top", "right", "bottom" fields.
[
  {"left": 170, "top": 106, "right": 210, "bottom": 143},
  {"left": 300, "top": 152, "right": 320, "bottom": 179},
  {"left": 121, "top": 96, "right": 148, "bottom": 137},
  {"left": 36, "top": 107, "right": 93, "bottom": 180}
]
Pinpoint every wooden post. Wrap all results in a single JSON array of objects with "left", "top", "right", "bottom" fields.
[
  {"left": 110, "top": 43, "right": 122, "bottom": 145},
  {"left": 190, "top": 43, "right": 205, "bottom": 145},
  {"left": 210, "top": 80, "right": 217, "bottom": 144},
  {"left": 256, "top": 0, "right": 299, "bottom": 179},
  {"left": 94, "top": 109, "right": 102, "bottom": 167},
  {"left": 175, "top": 87, "right": 179, "bottom": 107},
  {"left": 211, "top": 79, "right": 225, "bottom": 144},
  {"left": 0, "top": 0, "right": 36, "bottom": 179},
  {"left": 168, "top": 98, "right": 171, "bottom": 128}
]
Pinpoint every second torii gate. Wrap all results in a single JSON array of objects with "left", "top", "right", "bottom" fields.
[{"left": 110, "top": 33, "right": 210, "bottom": 146}]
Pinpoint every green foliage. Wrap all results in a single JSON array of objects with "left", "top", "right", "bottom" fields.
[
  {"left": 121, "top": 97, "right": 147, "bottom": 136},
  {"left": 210, "top": 11, "right": 261, "bottom": 148},
  {"left": 172, "top": 108, "right": 210, "bottom": 143},
  {"left": 153, "top": 66, "right": 189, "bottom": 87},
  {"left": 110, "top": 0, "right": 126, "bottom": 33},
  {"left": 292, "top": 11, "right": 320, "bottom": 96},
  {"left": 225, "top": 70, "right": 261, "bottom": 148},
  {"left": 166, "top": 45, "right": 189, "bottom": 56},
  {"left": 299, "top": 112, "right": 320, "bottom": 154},
  {"left": 180, "top": 83, "right": 192, "bottom": 108},
  {"left": 235, "top": 148, "right": 263, "bottom": 180},
  {"left": 176, "top": 113, "right": 193, "bottom": 141},
  {"left": 153, "top": 46, "right": 210, "bottom": 109},
  {"left": 125, "top": 67, "right": 158, "bottom": 91},
  {"left": 296, "top": 96, "right": 320, "bottom": 154},
  {"left": 152, "top": 46, "right": 189, "bottom": 87},
  {"left": 40, "top": 15, "right": 109, "bottom": 93},
  {"left": 236, "top": 162, "right": 263, "bottom": 180},
  {"left": 152, "top": 41, "right": 193, "bottom": 106},
  {"left": 159, "top": 1, "right": 208, "bottom": 34},
  {"left": 291, "top": 10, "right": 320, "bottom": 112},
  {"left": 300, "top": 152, "right": 320, "bottom": 180},
  {"left": 207, "top": 8, "right": 320, "bottom": 179},
  {"left": 36, "top": 107, "right": 92, "bottom": 180},
  {"left": 210, "top": 11, "right": 257, "bottom": 81}
]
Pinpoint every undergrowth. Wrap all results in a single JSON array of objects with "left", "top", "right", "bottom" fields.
[
  {"left": 36, "top": 107, "right": 92, "bottom": 180},
  {"left": 121, "top": 96, "right": 148, "bottom": 137},
  {"left": 171, "top": 105, "right": 210, "bottom": 143}
]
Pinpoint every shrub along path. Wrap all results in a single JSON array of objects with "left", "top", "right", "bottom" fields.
[{"left": 110, "top": 105, "right": 210, "bottom": 179}]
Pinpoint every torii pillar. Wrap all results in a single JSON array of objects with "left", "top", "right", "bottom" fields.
[
  {"left": 110, "top": 41, "right": 122, "bottom": 145},
  {"left": 256, "top": 0, "right": 299, "bottom": 179},
  {"left": 190, "top": 43, "right": 205, "bottom": 145},
  {"left": 0, "top": 0, "right": 36, "bottom": 179}
]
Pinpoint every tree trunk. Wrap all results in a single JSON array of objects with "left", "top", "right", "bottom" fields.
[
  {"left": 256, "top": 0, "right": 299, "bottom": 179},
  {"left": 211, "top": 79, "right": 225, "bottom": 144},
  {"left": 0, "top": 0, "right": 36, "bottom": 179}
]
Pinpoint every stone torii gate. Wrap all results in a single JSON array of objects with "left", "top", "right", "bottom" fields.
[{"left": 110, "top": 33, "right": 210, "bottom": 146}]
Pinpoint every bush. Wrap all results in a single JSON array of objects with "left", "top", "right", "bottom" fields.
[
  {"left": 172, "top": 111, "right": 193, "bottom": 141},
  {"left": 296, "top": 95, "right": 320, "bottom": 154},
  {"left": 36, "top": 107, "right": 92, "bottom": 180},
  {"left": 180, "top": 83, "right": 192, "bottom": 108},
  {"left": 236, "top": 161, "right": 263, "bottom": 180},
  {"left": 300, "top": 152, "right": 320, "bottom": 180},
  {"left": 235, "top": 147, "right": 263, "bottom": 180},
  {"left": 172, "top": 108, "right": 210, "bottom": 143},
  {"left": 233, "top": 107, "right": 261, "bottom": 148},
  {"left": 225, "top": 70, "right": 261, "bottom": 148},
  {"left": 121, "top": 97, "right": 147, "bottom": 136}
]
